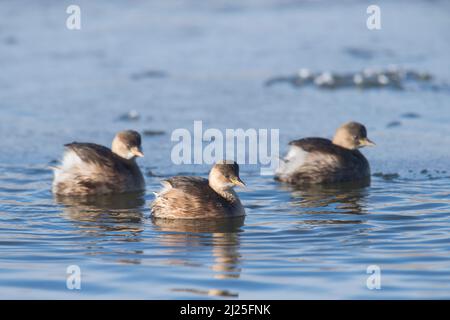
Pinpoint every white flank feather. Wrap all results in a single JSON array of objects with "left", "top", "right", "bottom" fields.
[{"left": 275, "top": 145, "right": 308, "bottom": 176}]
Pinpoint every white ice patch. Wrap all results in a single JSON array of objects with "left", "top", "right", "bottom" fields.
[{"left": 275, "top": 145, "right": 308, "bottom": 176}]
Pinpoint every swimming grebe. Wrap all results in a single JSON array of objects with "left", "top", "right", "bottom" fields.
[
  {"left": 151, "top": 161, "right": 245, "bottom": 219},
  {"left": 52, "top": 130, "right": 145, "bottom": 195},
  {"left": 275, "top": 122, "right": 375, "bottom": 185}
]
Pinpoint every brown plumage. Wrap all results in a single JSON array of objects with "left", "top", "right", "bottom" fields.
[
  {"left": 52, "top": 130, "right": 145, "bottom": 195},
  {"left": 151, "top": 161, "right": 246, "bottom": 219},
  {"left": 275, "top": 122, "right": 374, "bottom": 186}
]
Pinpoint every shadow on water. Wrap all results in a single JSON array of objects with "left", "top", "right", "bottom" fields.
[
  {"left": 152, "top": 216, "right": 245, "bottom": 233},
  {"left": 152, "top": 217, "right": 244, "bottom": 297},
  {"left": 55, "top": 191, "right": 146, "bottom": 234},
  {"left": 53, "top": 192, "right": 147, "bottom": 264},
  {"left": 280, "top": 181, "right": 370, "bottom": 217}
]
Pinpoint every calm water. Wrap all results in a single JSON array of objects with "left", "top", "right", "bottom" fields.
[{"left": 0, "top": 0, "right": 450, "bottom": 299}]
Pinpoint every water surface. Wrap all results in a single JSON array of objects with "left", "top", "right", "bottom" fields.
[{"left": 0, "top": 0, "right": 449, "bottom": 299}]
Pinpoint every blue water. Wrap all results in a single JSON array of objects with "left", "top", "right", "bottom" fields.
[{"left": 0, "top": 0, "right": 449, "bottom": 299}]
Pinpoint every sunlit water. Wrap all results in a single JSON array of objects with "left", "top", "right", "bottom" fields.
[{"left": 0, "top": 0, "right": 449, "bottom": 299}]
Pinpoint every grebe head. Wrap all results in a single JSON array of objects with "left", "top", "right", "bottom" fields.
[
  {"left": 332, "top": 122, "right": 375, "bottom": 150},
  {"left": 208, "top": 160, "right": 245, "bottom": 191},
  {"left": 112, "top": 130, "right": 144, "bottom": 160}
]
